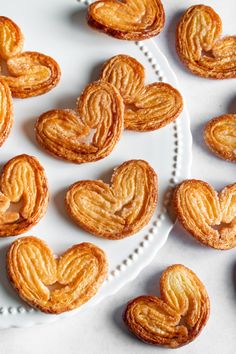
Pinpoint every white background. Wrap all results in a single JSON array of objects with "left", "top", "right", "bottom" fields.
[{"left": 0, "top": 0, "right": 235, "bottom": 353}]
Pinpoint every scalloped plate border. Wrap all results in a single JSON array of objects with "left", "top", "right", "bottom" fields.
[{"left": 0, "top": 0, "right": 192, "bottom": 328}]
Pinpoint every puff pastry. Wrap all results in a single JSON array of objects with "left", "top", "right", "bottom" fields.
[
  {"left": 35, "top": 80, "right": 124, "bottom": 164},
  {"left": 124, "top": 264, "right": 210, "bottom": 348},
  {"left": 0, "top": 79, "right": 13, "bottom": 146},
  {"left": 101, "top": 55, "right": 183, "bottom": 131},
  {"left": 0, "top": 16, "right": 24, "bottom": 59},
  {"left": 176, "top": 5, "right": 236, "bottom": 79},
  {"left": 7, "top": 236, "right": 108, "bottom": 314},
  {"left": 65, "top": 160, "right": 158, "bottom": 240},
  {"left": 204, "top": 114, "right": 236, "bottom": 162},
  {"left": 0, "top": 16, "right": 60, "bottom": 97},
  {"left": 3, "top": 52, "right": 61, "bottom": 98},
  {"left": 88, "top": 0, "right": 165, "bottom": 40},
  {"left": 174, "top": 180, "right": 236, "bottom": 250},
  {"left": 0, "top": 154, "right": 48, "bottom": 237}
]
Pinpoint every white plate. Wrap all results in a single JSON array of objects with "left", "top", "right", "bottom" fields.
[{"left": 0, "top": 0, "right": 192, "bottom": 328}]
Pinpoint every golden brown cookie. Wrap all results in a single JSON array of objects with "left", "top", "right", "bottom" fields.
[
  {"left": 204, "top": 114, "right": 236, "bottom": 162},
  {"left": 7, "top": 236, "right": 108, "bottom": 314},
  {"left": 174, "top": 180, "right": 236, "bottom": 250},
  {"left": 0, "top": 79, "right": 13, "bottom": 146},
  {"left": 176, "top": 5, "right": 236, "bottom": 79},
  {"left": 124, "top": 264, "right": 210, "bottom": 348},
  {"left": 101, "top": 55, "right": 183, "bottom": 131},
  {"left": 35, "top": 80, "right": 124, "bottom": 164},
  {"left": 0, "top": 16, "right": 24, "bottom": 59},
  {"left": 0, "top": 154, "right": 48, "bottom": 237},
  {"left": 65, "top": 160, "right": 158, "bottom": 240},
  {"left": 88, "top": 0, "right": 165, "bottom": 40},
  {"left": 3, "top": 52, "right": 61, "bottom": 98},
  {"left": 0, "top": 16, "right": 60, "bottom": 97}
]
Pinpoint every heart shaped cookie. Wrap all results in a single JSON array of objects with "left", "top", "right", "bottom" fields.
[
  {"left": 101, "top": 55, "right": 183, "bottom": 131},
  {"left": 174, "top": 180, "right": 236, "bottom": 250},
  {"left": 7, "top": 236, "right": 108, "bottom": 314},
  {"left": 0, "top": 79, "right": 13, "bottom": 146},
  {"left": 0, "top": 154, "right": 48, "bottom": 237},
  {"left": 0, "top": 16, "right": 60, "bottom": 97},
  {"left": 35, "top": 80, "right": 124, "bottom": 164},
  {"left": 204, "top": 114, "right": 236, "bottom": 162},
  {"left": 124, "top": 264, "right": 210, "bottom": 348},
  {"left": 3, "top": 51, "right": 61, "bottom": 98},
  {"left": 66, "top": 160, "right": 158, "bottom": 239},
  {"left": 0, "top": 16, "right": 24, "bottom": 59},
  {"left": 88, "top": 0, "right": 165, "bottom": 40},
  {"left": 176, "top": 5, "right": 236, "bottom": 79}
]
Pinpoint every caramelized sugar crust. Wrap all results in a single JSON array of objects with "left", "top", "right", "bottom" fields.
[{"left": 7, "top": 236, "right": 108, "bottom": 314}]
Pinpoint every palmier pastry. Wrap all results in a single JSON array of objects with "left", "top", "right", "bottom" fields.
[
  {"left": 0, "top": 16, "right": 60, "bottom": 97},
  {"left": 204, "top": 114, "right": 236, "bottom": 162},
  {"left": 35, "top": 80, "right": 124, "bottom": 164},
  {"left": 7, "top": 236, "right": 108, "bottom": 314},
  {"left": 176, "top": 5, "right": 236, "bottom": 79},
  {"left": 101, "top": 55, "right": 183, "bottom": 131},
  {"left": 65, "top": 160, "right": 158, "bottom": 240},
  {"left": 174, "top": 180, "right": 236, "bottom": 250},
  {"left": 88, "top": 0, "right": 165, "bottom": 40},
  {"left": 124, "top": 264, "right": 210, "bottom": 348},
  {"left": 0, "top": 16, "right": 24, "bottom": 59},
  {"left": 0, "top": 154, "right": 48, "bottom": 237},
  {"left": 0, "top": 79, "right": 13, "bottom": 146}
]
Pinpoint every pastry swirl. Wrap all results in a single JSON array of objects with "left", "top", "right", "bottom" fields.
[
  {"left": 65, "top": 160, "right": 158, "bottom": 239},
  {"left": 174, "top": 179, "right": 236, "bottom": 249},
  {"left": 204, "top": 114, "right": 236, "bottom": 162},
  {"left": 0, "top": 16, "right": 24, "bottom": 59},
  {"left": 88, "top": 0, "right": 165, "bottom": 40},
  {"left": 3, "top": 51, "right": 61, "bottom": 98},
  {"left": 124, "top": 264, "right": 210, "bottom": 348},
  {"left": 35, "top": 80, "right": 124, "bottom": 164},
  {"left": 101, "top": 55, "right": 183, "bottom": 131},
  {"left": 0, "top": 79, "right": 13, "bottom": 147},
  {"left": 0, "top": 154, "right": 48, "bottom": 237},
  {"left": 176, "top": 5, "right": 236, "bottom": 79},
  {"left": 7, "top": 236, "right": 108, "bottom": 314},
  {"left": 0, "top": 16, "right": 60, "bottom": 98}
]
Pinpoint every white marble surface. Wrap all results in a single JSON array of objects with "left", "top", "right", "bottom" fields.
[{"left": 0, "top": 0, "right": 235, "bottom": 353}]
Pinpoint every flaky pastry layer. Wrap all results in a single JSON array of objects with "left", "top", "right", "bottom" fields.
[
  {"left": 101, "top": 55, "right": 183, "bottom": 131},
  {"left": 124, "top": 264, "right": 210, "bottom": 348},
  {"left": 0, "top": 79, "right": 13, "bottom": 146},
  {"left": 176, "top": 5, "right": 236, "bottom": 79},
  {"left": 204, "top": 114, "right": 236, "bottom": 162},
  {"left": 0, "top": 16, "right": 24, "bottom": 59},
  {"left": 88, "top": 0, "right": 165, "bottom": 40},
  {"left": 174, "top": 179, "right": 236, "bottom": 249},
  {"left": 3, "top": 51, "right": 61, "bottom": 98},
  {"left": 65, "top": 159, "right": 158, "bottom": 240},
  {"left": 7, "top": 236, "right": 108, "bottom": 314},
  {"left": 35, "top": 80, "right": 124, "bottom": 164},
  {"left": 0, "top": 154, "right": 48, "bottom": 237},
  {"left": 0, "top": 16, "right": 60, "bottom": 98}
]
